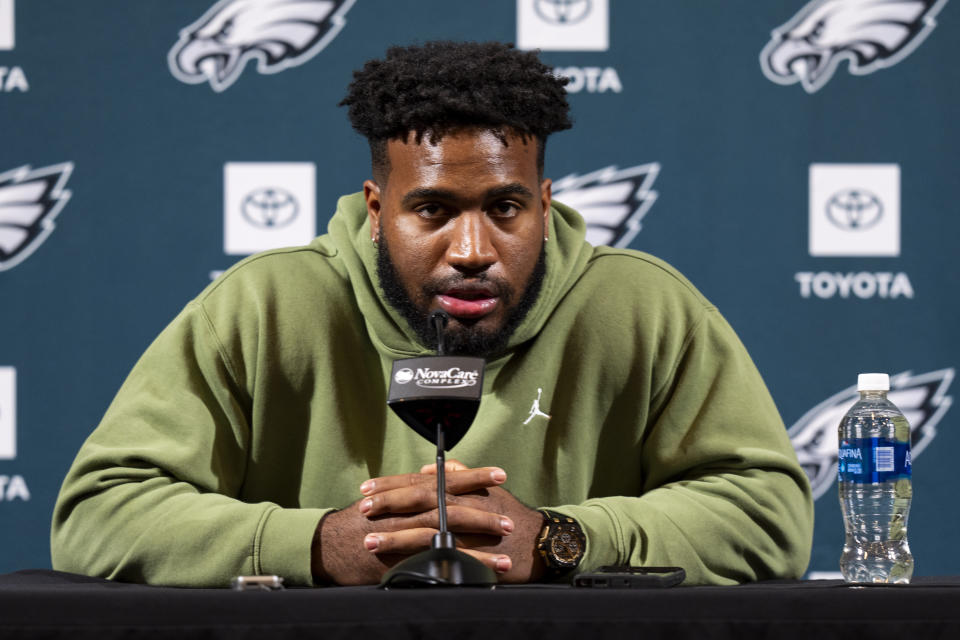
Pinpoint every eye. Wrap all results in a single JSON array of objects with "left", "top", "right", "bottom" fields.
[
  {"left": 805, "top": 19, "right": 825, "bottom": 42},
  {"left": 415, "top": 203, "right": 445, "bottom": 219},
  {"left": 490, "top": 201, "right": 520, "bottom": 218},
  {"left": 213, "top": 19, "right": 234, "bottom": 42}
]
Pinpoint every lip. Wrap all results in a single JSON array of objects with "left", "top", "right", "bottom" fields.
[{"left": 436, "top": 291, "right": 500, "bottom": 319}]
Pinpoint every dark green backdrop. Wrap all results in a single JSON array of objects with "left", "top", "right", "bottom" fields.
[{"left": 1, "top": 0, "right": 956, "bottom": 579}]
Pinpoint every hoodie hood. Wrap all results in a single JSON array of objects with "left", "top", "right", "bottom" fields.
[{"left": 326, "top": 192, "right": 594, "bottom": 360}]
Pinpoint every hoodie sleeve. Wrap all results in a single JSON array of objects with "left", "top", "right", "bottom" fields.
[
  {"left": 50, "top": 301, "right": 330, "bottom": 587},
  {"left": 547, "top": 308, "right": 814, "bottom": 585}
]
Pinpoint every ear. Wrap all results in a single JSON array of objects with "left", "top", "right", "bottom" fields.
[
  {"left": 364, "top": 179, "right": 382, "bottom": 243},
  {"left": 540, "top": 178, "right": 552, "bottom": 241}
]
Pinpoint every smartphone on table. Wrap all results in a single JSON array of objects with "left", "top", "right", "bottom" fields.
[{"left": 573, "top": 565, "right": 685, "bottom": 588}]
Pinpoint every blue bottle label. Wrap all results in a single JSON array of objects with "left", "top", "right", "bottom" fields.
[{"left": 838, "top": 438, "right": 911, "bottom": 483}]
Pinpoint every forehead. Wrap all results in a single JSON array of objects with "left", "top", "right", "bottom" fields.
[{"left": 384, "top": 129, "right": 539, "bottom": 194}]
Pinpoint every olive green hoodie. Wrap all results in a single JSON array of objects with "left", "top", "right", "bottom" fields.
[{"left": 51, "top": 193, "right": 813, "bottom": 586}]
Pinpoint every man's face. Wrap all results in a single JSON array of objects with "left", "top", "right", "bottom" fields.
[{"left": 365, "top": 128, "right": 552, "bottom": 356}]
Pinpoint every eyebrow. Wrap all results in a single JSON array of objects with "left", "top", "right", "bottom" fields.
[
  {"left": 487, "top": 183, "right": 535, "bottom": 200},
  {"left": 400, "top": 183, "right": 535, "bottom": 208},
  {"left": 400, "top": 188, "right": 458, "bottom": 208}
]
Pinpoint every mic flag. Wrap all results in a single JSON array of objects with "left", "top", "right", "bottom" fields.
[{"left": 387, "top": 356, "right": 484, "bottom": 450}]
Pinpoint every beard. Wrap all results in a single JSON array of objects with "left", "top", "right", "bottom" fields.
[{"left": 376, "top": 235, "right": 547, "bottom": 358}]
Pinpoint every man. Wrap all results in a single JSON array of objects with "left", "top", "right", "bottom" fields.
[{"left": 51, "top": 42, "right": 813, "bottom": 586}]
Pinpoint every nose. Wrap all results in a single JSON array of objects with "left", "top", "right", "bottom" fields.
[{"left": 446, "top": 212, "right": 497, "bottom": 273}]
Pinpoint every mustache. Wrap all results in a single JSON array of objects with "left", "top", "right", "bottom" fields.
[{"left": 420, "top": 273, "right": 513, "bottom": 304}]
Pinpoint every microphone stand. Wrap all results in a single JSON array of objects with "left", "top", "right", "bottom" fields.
[
  {"left": 431, "top": 312, "right": 454, "bottom": 552},
  {"left": 379, "top": 312, "right": 496, "bottom": 588},
  {"left": 432, "top": 416, "right": 455, "bottom": 551}
]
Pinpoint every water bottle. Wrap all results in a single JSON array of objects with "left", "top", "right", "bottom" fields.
[{"left": 838, "top": 373, "right": 913, "bottom": 584}]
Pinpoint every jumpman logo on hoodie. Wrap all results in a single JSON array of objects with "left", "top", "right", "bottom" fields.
[{"left": 523, "top": 388, "right": 551, "bottom": 425}]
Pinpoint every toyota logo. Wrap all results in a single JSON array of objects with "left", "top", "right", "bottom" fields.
[
  {"left": 241, "top": 187, "right": 299, "bottom": 229},
  {"left": 534, "top": 0, "right": 592, "bottom": 25},
  {"left": 826, "top": 189, "right": 883, "bottom": 231}
]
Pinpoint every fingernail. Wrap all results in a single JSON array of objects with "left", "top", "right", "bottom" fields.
[
  {"left": 495, "top": 556, "right": 511, "bottom": 573},
  {"left": 491, "top": 468, "right": 506, "bottom": 483},
  {"left": 359, "top": 498, "right": 373, "bottom": 514},
  {"left": 501, "top": 517, "right": 514, "bottom": 533},
  {"left": 364, "top": 534, "right": 380, "bottom": 551},
  {"left": 360, "top": 480, "right": 374, "bottom": 494}
]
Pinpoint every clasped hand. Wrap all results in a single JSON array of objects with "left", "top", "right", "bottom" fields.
[{"left": 312, "top": 461, "right": 544, "bottom": 585}]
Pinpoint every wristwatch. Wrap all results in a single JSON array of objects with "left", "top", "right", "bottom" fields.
[{"left": 536, "top": 510, "right": 586, "bottom": 578}]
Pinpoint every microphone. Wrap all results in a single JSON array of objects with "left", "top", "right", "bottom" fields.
[
  {"left": 380, "top": 310, "right": 496, "bottom": 588},
  {"left": 386, "top": 310, "right": 482, "bottom": 450}
]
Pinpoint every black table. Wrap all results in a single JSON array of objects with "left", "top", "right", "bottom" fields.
[{"left": 2, "top": 570, "right": 959, "bottom": 639}]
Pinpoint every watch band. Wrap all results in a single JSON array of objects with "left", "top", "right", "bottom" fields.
[{"left": 536, "top": 510, "right": 586, "bottom": 579}]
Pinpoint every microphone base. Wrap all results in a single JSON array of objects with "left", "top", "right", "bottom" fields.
[{"left": 379, "top": 547, "right": 497, "bottom": 588}]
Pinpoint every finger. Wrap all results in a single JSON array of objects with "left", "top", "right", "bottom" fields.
[
  {"left": 359, "top": 463, "right": 474, "bottom": 495},
  {"left": 360, "top": 494, "right": 515, "bottom": 536},
  {"left": 458, "top": 548, "right": 512, "bottom": 574},
  {"left": 420, "top": 459, "right": 469, "bottom": 474},
  {"left": 359, "top": 483, "right": 438, "bottom": 516},
  {"left": 445, "top": 467, "right": 507, "bottom": 494},
  {"left": 444, "top": 504, "right": 514, "bottom": 536},
  {"left": 359, "top": 472, "right": 425, "bottom": 497},
  {"left": 363, "top": 528, "right": 436, "bottom": 554},
  {"left": 367, "top": 506, "right": 511, "bottom": 537},
  {"left": 360, "top": 466, "right": 505, "bottom": 498},
  {"left": 363, "top": 530, "right": 511, "bottom": 574}
]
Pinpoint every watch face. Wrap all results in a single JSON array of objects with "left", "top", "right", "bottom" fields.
[{"left": 550, "top": 528, "right": 582, "bottom": 564}]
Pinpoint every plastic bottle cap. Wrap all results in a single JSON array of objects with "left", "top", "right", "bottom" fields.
[{"left": 857, "top": 373, "right": 890, "bottom": 391}]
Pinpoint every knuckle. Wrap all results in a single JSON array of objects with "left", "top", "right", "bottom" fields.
[
  {"left": 446, "top": 503, "right": 463, "bottom": 519},
  {"left": 416, "top": 484, "right": 435, "bottom": 507},
  {"left": 414, "top": 510, "right": 439, "bottom": 529},
  {"left": 444, "top": 474, "right": 462, "bottom": 493}
]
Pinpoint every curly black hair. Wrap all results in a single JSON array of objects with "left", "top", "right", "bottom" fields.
[{"left": 340, "top": 41, "right": 572, "bottom": 181}]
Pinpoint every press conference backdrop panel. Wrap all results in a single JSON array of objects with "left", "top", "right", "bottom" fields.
[{"left": 1, "top": 0, "right": 957, "bottom": 579}]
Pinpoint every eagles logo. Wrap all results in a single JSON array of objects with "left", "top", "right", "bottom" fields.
[
  {"left": 168, "top": 0, "right": 356, "bottom": 92},
  {"left": 0, "top": 163, "right": 74, "bottom": 272},
  {"left": 760, "top": 0, "right": 948, "bottom": 93},
  {"left": 552, "top": 164, "right": 660, "bottom": 248},
  {"left": 789, "top": 368, "right": 954, "bottom": 499}
]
